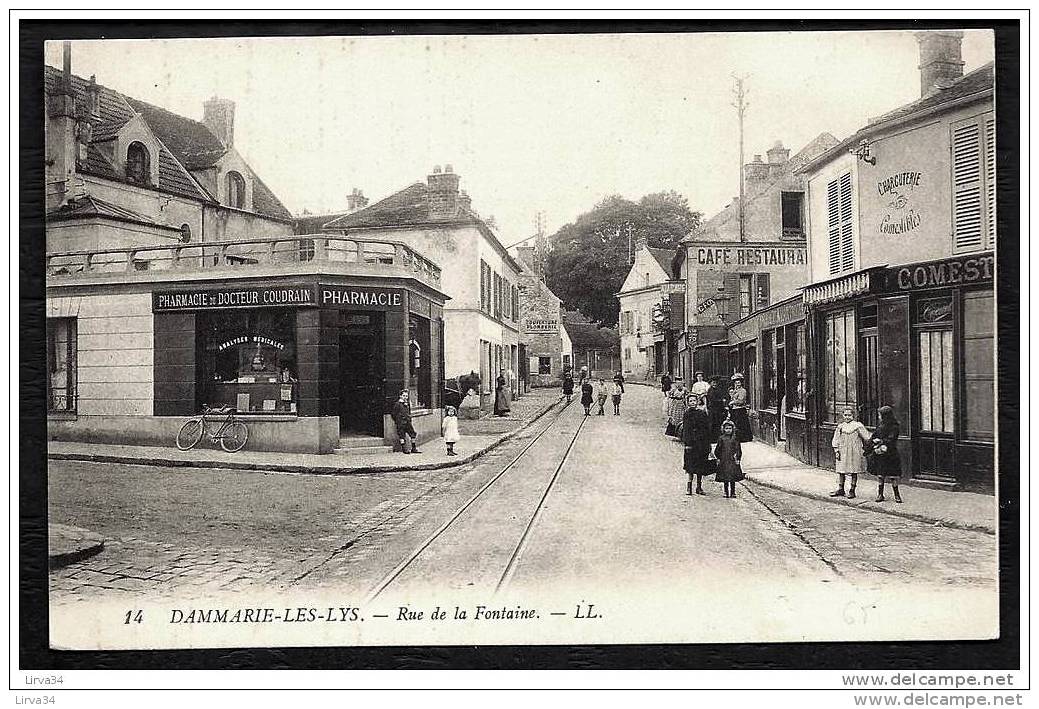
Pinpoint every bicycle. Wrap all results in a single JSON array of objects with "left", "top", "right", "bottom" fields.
[{"left": 175, "top": 404, "right": 249, "bottom": 453}]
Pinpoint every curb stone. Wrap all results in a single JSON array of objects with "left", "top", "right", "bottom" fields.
[
  {"left": 742, "top": 472, "right": 995, "bottom": 535},
  {"left": 47, "top": 397, "right": 566, "bottom": 477}
]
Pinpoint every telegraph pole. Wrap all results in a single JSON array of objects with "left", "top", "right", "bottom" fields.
[{"left": 732, "top": 74, "right": 749, "bottom": 242}]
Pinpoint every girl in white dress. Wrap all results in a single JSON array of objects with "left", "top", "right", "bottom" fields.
[{"left": 830, "top": 407, "right": 870, "bottom": 499}]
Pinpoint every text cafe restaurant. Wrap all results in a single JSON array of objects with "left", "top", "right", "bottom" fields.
[
  {"left": 156, "top": 280, "right": 448, "bottom": 452},
  {"left": 801, "top": 252, "right": 995, "bottom": 491}
]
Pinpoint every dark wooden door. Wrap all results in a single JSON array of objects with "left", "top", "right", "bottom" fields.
[{"left": 339, "top": 315, "right": 385, "bottom": 436}]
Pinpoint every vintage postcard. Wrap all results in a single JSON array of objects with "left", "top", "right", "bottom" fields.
[{"left": 40, "top": 28, "right": 1002, "bottom": 652}]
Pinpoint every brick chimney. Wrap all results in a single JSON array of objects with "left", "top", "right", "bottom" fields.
[
  {"left": 916, "top": 31, "right": 965, "bottom": 97},
  {"left": 85, "top": 74, "right": 101, "bottom": 120},
  {"left": 203, "top": 96, "right": 235, "bottom": 147},
  {"left": 427, "top": 164, "right": 461, "bottom": 220},
  {"left": 46, "top": 41, "right": 79, "bottom": 206},
  {"left": 346, "top": 187, "right": 368, "bottom": 211},
  {"left": 744, "top": 154, "right": 770, "bottom": 182}
]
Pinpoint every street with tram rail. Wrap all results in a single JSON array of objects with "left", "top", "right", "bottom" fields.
[{"left": 49, "top": 385, "right": 997, "bottom": 644}]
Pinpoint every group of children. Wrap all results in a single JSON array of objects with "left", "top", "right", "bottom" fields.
[{"left": 680, "top": 393, "right": 746, "bottom": 498}]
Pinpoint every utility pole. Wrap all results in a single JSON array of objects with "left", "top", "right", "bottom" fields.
[
  {"left": 732, "top": 73, "right": 749, "bottom": 243},
  {"left": 626, "top": 222, "right": 635, "bottom": 264}
]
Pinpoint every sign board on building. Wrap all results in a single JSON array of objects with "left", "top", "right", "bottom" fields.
[
  {"left": 886, "top": 253, "right": 994, "bottom": 292},
  {"left": 525, "top": 319, "right": 560, "bottom": 334},
  {"left": 694, "top": 246, "right": 807, "bottom": 267},
  {"left": 660, "top": 281, "right": 686, "bottom": 294},
  {"left": 730, "top": 297, "right": 806, "bottom": 343},
  {"left": 153, "top": 285, "right": 317, "bottom": 311},
  {"left": 320, "top": 285, "right": 404, "bottom": 309}
]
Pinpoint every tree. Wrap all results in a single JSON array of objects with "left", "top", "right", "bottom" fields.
[{"left": 545, "top": 191, "right": 702, "bottom": 327}]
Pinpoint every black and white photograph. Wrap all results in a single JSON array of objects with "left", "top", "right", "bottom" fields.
[{"left": 18, "top": 16, "right": 1022, "bottom": 688}]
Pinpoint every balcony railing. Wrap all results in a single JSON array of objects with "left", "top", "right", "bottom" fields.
[{"left": 46, "top": 234, "right": 442, "bottom": 287}]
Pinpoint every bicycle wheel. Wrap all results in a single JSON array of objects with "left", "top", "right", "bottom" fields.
[
  {"left": 176, "top": 419, "right": 204, "bottom": 451},
  {"left": 220, "top": 421, "right": 249, "bottom": 453}
]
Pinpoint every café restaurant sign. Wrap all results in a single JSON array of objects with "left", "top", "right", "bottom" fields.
[
  {"left": 154, "top": 285, "right": 316, "bottom": 311},
  {"left": 695, "top": 246, "right": 807, "bottom": 267}
]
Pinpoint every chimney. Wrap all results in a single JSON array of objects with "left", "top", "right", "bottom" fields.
[
  {"left": 766, "top": 140, "right": 789, "bottom": 165},
  {"left": 203, "top": 96, "right": 235, "bottom": 147},
  {"left": 915, "top": 31, "right": 965, "bottom": 97},
  {"left": 346, "top": 187, "right": 368, "bottom": 211},
  {"left": 743, "top": 154, "right": 769, "bottom": 182},
  {"left": 85, "top": 74, "right": 101, "bottom": 120},
  {"left": 46, "top": 41, "right": 79, "bottom": 206},
  {"left": 427, "top": 163, "right": 461, "bottom": 219}
]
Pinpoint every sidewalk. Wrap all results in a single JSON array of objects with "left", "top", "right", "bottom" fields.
[
  {"left": 49, "top": 523, "right": 105, "bottom": 569},
  {"left": 741, "top": 441, "right": 996, "bottom": 534},
  {"left": 48, "top": 388, "right": 563, "bottom": 476}
]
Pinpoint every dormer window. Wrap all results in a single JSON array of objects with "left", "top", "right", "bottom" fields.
[
  {"left": 226, "top": 171, "right": 246, "bottom": 209},
  {"left": 126, "top": 142, "right": 150, "bottom": 185}
]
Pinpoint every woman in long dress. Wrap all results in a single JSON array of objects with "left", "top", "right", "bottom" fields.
[
  {"left": 869, "top": 405, "right": 903, "bottom": 503},
  {"left": 682, "top": 394, "right": 713, "bottom": 496},
  {"left": 728, "top": 374, "right": 753, "bottom": 442},
  {"left": 493, "top": 371, "right": 511, "bottom": 417},
  {"left": 665, "top": 379, "right": 688, "bottom": 438},
  {"left": 830, "top": 407, "right": 870, "bottom": 499}
]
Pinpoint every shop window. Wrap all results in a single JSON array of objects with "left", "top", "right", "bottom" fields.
[
  {"left": 196, "top": 310, "right": 298, "bottom": 414},
  {"left": 126, "top": 142, "right": 150, "bottom": 185},
  {"left": 781, "top": 192, "right": 804, "bottom": 239},
  {"left": 226, "top": 171, "right": 246, "bottom": 209},
  {"left": 409, "top": 315, "right": 432, "bottom": 409},
  {"left": 762, "top": 330, "right": 776, "bottom": 409},
  {"left": 538, "top": 356, "right": 552, "bottom": 375},
  {"left": 745, "top": 344, "right": 757, "bottom": 409},
  {"left": 822, "top": 308, "right": 857, "bottom": 424},
  {"left": 962, "top": 291, "right": 994, "bottom": 441},
  {"left": 917, "top": 328, "right": 955, "bottom": 433},
  {"left": 47, "top": 318, "right": 77, "bottom": 413},
  {"left": 827, "top": 171, "right": 854, "bottom": 275},
  {"left": 790, "top": 323, "right": 807, "bottom": 414}
]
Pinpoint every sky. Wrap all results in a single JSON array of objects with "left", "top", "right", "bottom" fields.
[{"left": 45, "top": 30, "right": 994, "bottom": 244}]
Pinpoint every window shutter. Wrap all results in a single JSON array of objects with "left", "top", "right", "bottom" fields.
[
  {"left": 839, "top": 172, "right": 854, "bottom": 272},
  {"left": 952, "top": 121, "right": 984, "bottom": 252},
  {"left": 721, "top": 273, "right": 740, "bottom": 320},
  {"left": 827, "top": 177, "right": 841, "bottom": 274},
  {"left": 985, "top": 115, "right": 996, "bottom": 247}
]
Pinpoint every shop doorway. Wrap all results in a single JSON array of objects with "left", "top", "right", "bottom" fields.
[
  {"left": 913, "top": 325, "right": 956, "bottom": 481},
  {"left": 338, "top": 312, "right": 385, "bottom": 437}
]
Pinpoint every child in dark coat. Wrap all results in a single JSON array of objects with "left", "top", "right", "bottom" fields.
[{"left": 713, "top": 419, "right": 744, "bottom": 498}]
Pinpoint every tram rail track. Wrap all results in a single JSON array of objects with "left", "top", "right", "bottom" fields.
[{"left": 364, "top": 398, "right": 588, "bottom": 603}]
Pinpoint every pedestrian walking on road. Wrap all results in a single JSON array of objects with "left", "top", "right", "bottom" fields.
[
  {"left": 660, "top": 372, "right": 673, "bottom": 418},
  {"left": 869, "top": 406, "right": 903, "bottom": 503},
  {"left": 665, "top": 378, "right": 688, "bottom": 438},
  {"left": 614, "top": 370, "right": 626, "bottom": 393},
  {"left": 610, "top": 378, "right": 624, "bottom": 415},
  {"left": 831, "top": 407, "right": 870, "bottom": 498},
  {"left": 493, "top": 371, "right": 511, "bottom": 417},
  {"left": 562, "top": 370, "right": 574, "bottom": 404},
  {"left": 713, "top": 419, "right": 744, "bottom": 498},
  {"left": 595, "top": 378, "right": 609, "bottom": 415},
  {"left": 442, "top": 405, "right": 460, "bottom": 456},
  {"left": 682, "top": 394, "right": 713, "bottom": 496},
  {"left": 392, "top": 389, "right": 421, "bottom": 454},
  {"left": 728, "top": 374, "right": 753, "bottom": 442},
  {"left": 706, "top": 376, "right": 729, "bottom": 440},
  {"left": 580, "top": 379, "right": 594, "bottom": 416}
]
